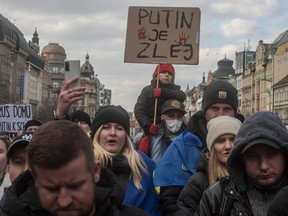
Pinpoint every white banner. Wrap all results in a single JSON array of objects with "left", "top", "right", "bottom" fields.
[{"left": 0, "top": 104, "right": 32, "bottom": 132}]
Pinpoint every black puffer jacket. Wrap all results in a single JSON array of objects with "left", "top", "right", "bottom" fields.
[
  {"left": 195, "top": 175, "right": 288, "bottom": 216},
  {"left": 134, "top": 79, "right": 185, "bottom": 135},
  {"left": 267, "top": 185, "right": 288, "bottom": 216},
  {"left": 186, "top": 110, "right": 207, "bottom": 148},
  {"left": 176, "top": 155, "right": 209, "bottom": 216},
  {"left": 0, "top": 169, "right": 148, "bottom": 216},
  {"left": 0, "top": 170, "right": 46, "bottom": 216},
  {"left": 195, "top": 111, "right": 288, "bottom": 216}
]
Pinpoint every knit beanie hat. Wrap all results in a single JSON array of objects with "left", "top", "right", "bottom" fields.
[
  {"left": 202, "top": 79, "right": 238, "bottom": 114},
  {"left": 70, "top": 110, "right": 91, "bottom": 128},
  {"left": 91, "top": 105, "right": 130, "bottom": 138},
  {"left": 206, "top": 116, "right": 242, "bottom": 151},
  {"left": 152, "top": 63, "right": 175, "bottom": 79},
  {"left": 24, "top": 119, "right": 42, "bottom": 131}
]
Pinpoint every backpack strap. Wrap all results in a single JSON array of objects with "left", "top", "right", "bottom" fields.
[{"left": 218, "top": 176, "right": 234, "bottom": 216}]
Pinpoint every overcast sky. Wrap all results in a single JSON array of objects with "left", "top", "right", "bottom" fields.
[{"left": 1, "top": 0, "right": 287, "bottom": 112}]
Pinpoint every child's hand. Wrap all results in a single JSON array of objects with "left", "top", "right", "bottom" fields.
[
  {"left": 153, "top": 88, "right": 161, "bottom": 98},
  {"left": 149, "top": 124, "right": 158, "bottom": 135}
]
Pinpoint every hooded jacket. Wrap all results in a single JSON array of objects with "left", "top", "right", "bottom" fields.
[
  {"left": 0, "top": 169, "right": 148, "bottom": 216},
  {"left": 195, "top": 111, "right": 288, "bottom": 216},
  {"left": 227, "top": 111, "right": 288, "bottom": 193},
  {"left": 134, "top": 79, "right": 186, "bottom": 135}
]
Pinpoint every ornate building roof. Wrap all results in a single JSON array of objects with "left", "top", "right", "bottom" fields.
[
  {"left": 198, "top": 72, "right": 208, "bottom": 90},
  {"left": 273, "top": 29, "right": 288, "bottom": 47},
  {"left": 42, "top": 42, "right": 65, "bottom": 54},
  {"left": 0, "top": 13, "right": 29, "bottom": 53},
  {"left": 80, "top": 53, "right": 94, "bottom": 78},
  {"left": 273, "top": 74, "right": 288, "bottom": 88},
  {"left": 212, "top": 56, "right": 235, "bottom": 79}
]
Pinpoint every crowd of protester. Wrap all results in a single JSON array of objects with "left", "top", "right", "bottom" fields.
[{"left": 0, "top": 64, "right": 287, "bottom": 216}]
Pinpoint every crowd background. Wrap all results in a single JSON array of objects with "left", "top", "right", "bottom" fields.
[{"left": 0, "top": 64, "right": 288, "bottom": 215}]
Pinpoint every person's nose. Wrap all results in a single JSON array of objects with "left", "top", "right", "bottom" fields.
[
  {"left": 217, "top": 109, "right": 224, "bottom": 116},
  {"left": 259, "top": 157, "right": 269, "bottom": 171},
  {"left": 57, "top": 188, "right": 72, "bottom": 208},
  {"left": 109, "top": 127, "right": 116, "bottom": 136},
  {"left": 23, "top": 162, "right": 29, "bottom": 172},
  {"left": 224, "top": 140, "right": 233, "bottom": 150}
]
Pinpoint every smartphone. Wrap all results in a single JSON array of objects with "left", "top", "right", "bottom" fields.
[{"left": 64, "top": 60, "right": 81, "bottom": 87}]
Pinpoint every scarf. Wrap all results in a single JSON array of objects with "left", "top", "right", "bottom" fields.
[{"left": 107, "top": 154, "right": 131, "bottom": 190}]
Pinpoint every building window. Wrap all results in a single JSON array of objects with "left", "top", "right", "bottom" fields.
[
  {"left": 60, "top": 66, "right": 64, "bottom": 74},
  {"left": 53, "top": 81, "right": 59, "bottom": 88},
  {"left": 52, "top": 93, "right": 58, "bottom": 98},
  {"left": 52, "top": 66, "right": 59, "bottom": 74}
]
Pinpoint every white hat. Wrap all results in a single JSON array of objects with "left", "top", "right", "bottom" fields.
[{"left": 206, "top": 116, "right": 242, "bottom": 151}]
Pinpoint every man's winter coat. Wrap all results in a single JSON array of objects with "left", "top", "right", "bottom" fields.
[
  {"left": 186, "top": 110, "right": 207, "bottom": 148},
  {"left": 267, "top": 185, "right": 288, "bottom": 216},
  {"left": 0, "top": 169, "right": 149, "bottom": 216}
]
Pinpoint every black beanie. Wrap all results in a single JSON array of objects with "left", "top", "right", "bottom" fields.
[
  {"left": 202, "top": 79, "right": 238, "bottom": 114},
  {"left": 91, "top": 105, "right": 130, "bottom": 138},
  {"left": 24, "top": 119, "right": 42, "bottom": 131},
  {"left": 70, "top": 110, "right": 91, "bottom": 128}
]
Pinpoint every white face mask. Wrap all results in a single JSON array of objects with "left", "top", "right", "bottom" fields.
[{"left": 165, "top": 119, "right": 183, "bottom": 133}]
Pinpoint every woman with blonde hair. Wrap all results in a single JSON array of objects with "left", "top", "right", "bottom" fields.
[
  {"left": 91, "top": 105, "right": 161, "bottom": 216},
  {"left": 176, "top": 116, "right": 242, "bottom": 216}
]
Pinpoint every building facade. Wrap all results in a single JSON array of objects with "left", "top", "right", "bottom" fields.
[
  {"left": 272, "top": 30, "right": 288, "bottom": 124},
  {"left": 0, "top": 12, "right": 112, "bottom": 123},
  {"left": 71, "top": 53, "right": 101, "bottom": 118},
  {"left": 41, "top": 42, "right": 66, "bottom": 101},
  {"left": 0, "top": 14, "right": 45, "bottom": 115},
  {"left": 184, "top": 30, "right": 288, "bottom": 124}
]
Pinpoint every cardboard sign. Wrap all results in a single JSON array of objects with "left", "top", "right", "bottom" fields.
[
  {"left": 0, "top": 104, "right": 32, "bottom": 132},
  {"left": 124, "top": 6, "right": 201, "bottom": 65}
]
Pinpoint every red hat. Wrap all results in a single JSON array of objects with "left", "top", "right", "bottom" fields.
[{"left": 152, "top": 64, "right": 175, "bottom": 79}]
